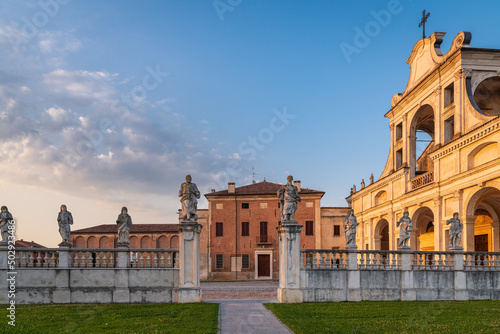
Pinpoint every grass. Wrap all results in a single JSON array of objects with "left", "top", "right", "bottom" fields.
[
  {"left": 0, "top": 303, "right": 219, "bottom": 334},
  {"left": 265, "top": 300, "right": 500, "bottom": 333}
]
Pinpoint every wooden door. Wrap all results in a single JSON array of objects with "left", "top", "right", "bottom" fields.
[
  {"left": 475, "top": 234, "right": 488, "bottom": 252},
  {"left": 257, "top": 254, "right": 270, "bottom": 277}
]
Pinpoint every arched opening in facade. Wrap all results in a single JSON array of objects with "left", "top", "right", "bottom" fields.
[
  {"left": 129, "top": 236, "right": 138, "bottom": 248},
  {"left": 141, "top": 236, "right": 151, "bottom": 249},
  {"left": 374, "top": 191, "right": 388, "bottom": 206},
  {"left": 409, "top": 105, "right": 435, "bottom": 180},
  {"left": 99, "top": 236, "right": 109, "bottom": 248},
  {"left": 87, "top": 236, "right": 97, "bottom": 248},
  {"left": 157, "top": 235, "right": 168, "bottom": 248},
  {"left": 411, "top": 207, "right": 435, "bottom": 251},
  {"left": 473, "top": 76, "right": 500, "bottom": 116},
  {"left": 466, "top": 187, "right": 500, "bottom": 252},
  {"left": 74, "top": 236, "right": 85, "bottom": 248},
  {"left": 374, "top": 219, "right": 389, "bottom": 250},
  {"left": 170, "top": 235, "right": 179, "bottom": 249}
]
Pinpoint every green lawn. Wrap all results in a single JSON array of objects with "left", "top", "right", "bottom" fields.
[
  {"left": 1, "top": 303, "right": 219, "bottom": 334},
  {"left": 265, "top": 300, "right": 500, "bottom": 333}
]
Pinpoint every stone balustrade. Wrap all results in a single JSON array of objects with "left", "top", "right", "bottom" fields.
[{"left": 12, "top": 248, "right": 179, "bottom": 269}]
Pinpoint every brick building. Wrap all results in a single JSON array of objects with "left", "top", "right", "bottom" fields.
[
  {"left": 205, "top": 180, "right": 348, "bottom": 280},
  {"left": 70, "top": 224, "right": 180, "bottom": 249}
]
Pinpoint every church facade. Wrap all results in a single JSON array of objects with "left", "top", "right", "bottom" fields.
[{"left": 348, "top": 32, "right": 500, "bottom": 252}]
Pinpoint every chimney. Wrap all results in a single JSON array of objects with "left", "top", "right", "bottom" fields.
[
  {"left": 293, "top": 180, "right": 301, "bottom": 191},
  {"left": 211, "top": 189, "right": 215, "bottom": 193},
  {"left": 228, "top": 182, "right": 235, "bottom": 193}
]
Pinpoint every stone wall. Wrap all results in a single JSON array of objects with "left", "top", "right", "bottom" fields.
[{"left": 0, "top": 268, "right": 179, "bottom": 304}]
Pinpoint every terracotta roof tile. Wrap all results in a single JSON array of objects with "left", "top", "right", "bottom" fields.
[
  {"left": 205, "top": 180, "right": 324, "bottom": 196},
  {"left": 15, "top": 240, "right": 47, "bottom": 248},
  {"left": 72, "top": 224, "right": 179, "bottom": 234}
]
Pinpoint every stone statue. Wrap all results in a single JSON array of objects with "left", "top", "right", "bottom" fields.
[
  {"left": 447, "top": 212, "right": 463, "bottom": 250},
  {"left": 344, "top": 209, "right": 359, "bottom": 249},
  {"left": 57, "top": 205, "right": 73, "bottom": 245},
  {"left": 369, "top": 173, "right": 374, "bottom": 185},
  {"left": 361, "top": 179, "right": 365, "bottom": 189},
  {"left": 116, "top": 206, "right": 132, "bottom": 246},
  {"left": 277, "top": 175, "right": 301, "bottom": 221},
  {"left": 352, "top": 184, "right": 356, "bottom": 193},
  {"left": 179, "top": 174, "right": 201, "bottom": 221},
  {"left": 397, "top": 211, "right": 413, "bottom": 249},
  {"left": 0, "top": 206, "right": 13, "bottom": 244}
]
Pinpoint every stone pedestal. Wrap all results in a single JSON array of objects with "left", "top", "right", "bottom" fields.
[
  {"left": 54, "top": 244, "right": 71, "bottom": 303},
  {"left": 453, "top": 250, "right": 467, "bottom": 300},
  {"left": 57, "top": 245, "right": 71, "bottom": 268},
  {"left": 177, "top": 220, "right": 203, "bottom": 303},
  {"left": 117, "top": 245, "right": 129, "bottom": 269},
  {"left": 346, "top": 250, "right": 361, "bottom": 301},
  {"left": 400, "top": 249, "right": 415, "bottom": 300},
  {"left": 0, "top": 245, "right": 8, "bottom": 269},
  {"left": 277, "top": 220, "right": 303, "bottom": 303}
]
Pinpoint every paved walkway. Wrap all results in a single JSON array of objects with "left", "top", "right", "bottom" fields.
[{"left": 201, "top": 280, "right": 293, "bottom": 333}]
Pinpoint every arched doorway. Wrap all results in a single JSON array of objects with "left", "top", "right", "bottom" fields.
[
  {"left": 374, "top": 219, "right": 389, "bottom": 250},
  {"left": 409, "top": 105, "right": 435, "bottom": 180},
  {"left": 466, "top": 187, "right": 500, "bottom": 252},
  {"left": 411, "top": 207, "right": 435, "bottom": 251}
]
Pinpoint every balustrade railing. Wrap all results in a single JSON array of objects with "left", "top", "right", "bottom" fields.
[
  {"left": 464, "top": 252, "right": 500, "bottom": 271},
  {"left": 302, "top": 250, "right": 347, "bottom": 269},
  {"left": 13, "top": 248, "right": 178, "bottom": 269},
  {"left": 301, "top": 250, "right": 500, "bottom": 271},
  {"left": 358, "top": 251, "right": 400, "bottom": 270},
  {"left": 411, "top": 251, "right": 454, "bottom": 270},
  {"left": 16, "top": 249, "right": 59, "bottom": 268},
  {"left": 411, "top": 171, "right": 434, "bottom": 190}
]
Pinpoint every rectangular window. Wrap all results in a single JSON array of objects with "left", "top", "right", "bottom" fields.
[
  {"left": 216, "top": 254, "right": 223, "bottom": 269},
  {"left": 396, "top": 148, "right": 403, "bottom": 169},
  {"left": 396, "top": 122, "right": 403, "bottom": 140},
  {"left": 305, "top": 221, "right": 314, "bottom": 236},
  {"left": 444, "top": 83, "right": 454, "bottom": 108},
  {"left": 444, "top": 116, "right": 454, "bottom": 143},
  {"left": 333, "top": 225, "right": 341, "bottom": 236},
  {"left": 260, "top": 221, "right": 268, "bottom": 236},
  {"left": 242, "top": 203, "right": 249, "bottom": 209},
  {"left": 215, "top": 222, "right": 223, "bottom": 237},
  {"left": 242, "top": 254, "right": 250, "bottom": 269},
  {"left": 241, "top": 222, "right": 249, "bottom": 236}
]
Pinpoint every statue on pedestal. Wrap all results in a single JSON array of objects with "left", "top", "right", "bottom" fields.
[
  {"left": 397, "top": 211, "right": 413, "bottom": 249},
  {"left": 277, "top": 175, "right": 301, "bottom": 222},
  {"left": 360, "top": 179, "right": 365, "bottom": 189},
  {"left": 0, "top": 206, "right": 13, "bottom": 244},
  {"left": 116, "top": 206, "right": 132, "bottom": 246},
  {"left": 179, "top": 174, "right": 201, "bottom": 222},
  {"left": 369, "top": 173, "right": 374, "bottom": 185},
  {"left": 344, "top": 210, "right": 359, "bottom": 248},
  {"left": 447, "top": 212, "right": 463, "bottom": 250},
  {"left": 57, "top": 205, "right": 73, "bottom": 246}
]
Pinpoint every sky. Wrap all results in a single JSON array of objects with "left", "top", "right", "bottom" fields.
[{"left": 2, "top": 0, "right": 500, "bottom": 247}]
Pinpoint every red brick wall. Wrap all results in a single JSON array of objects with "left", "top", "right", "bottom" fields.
[{"left": 209, "top": 195, "right": 319, "bottom": 279}]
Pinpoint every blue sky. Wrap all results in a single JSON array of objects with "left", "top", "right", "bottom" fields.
[{"left": 1, "top": 0, "right": 500, "bottom": 246}]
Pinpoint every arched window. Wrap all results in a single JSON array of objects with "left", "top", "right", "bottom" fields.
[
  {"left": 170, "top": 235, "right": 179, "bottom": 249},
  {"left": 74, "top": 236, "right": 85, "bottom": 248},
  {"left": 99, "top": 236, "right": 109, "bottom": 248},
  {"left": 141, "top": 236, "right": 151, "bottom": 249},
  {"left": 87, "top": 236, "right": 98, "bottom": 248},
  {"left": 157, "top": 235, "right": 168, "bottom": 248}
]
